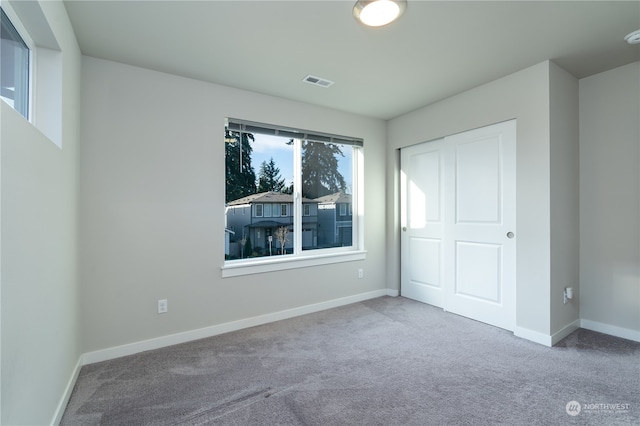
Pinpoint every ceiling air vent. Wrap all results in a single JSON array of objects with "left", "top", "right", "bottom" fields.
[{"left": 303, "top": 75, "right": 335, "bottom": 88}]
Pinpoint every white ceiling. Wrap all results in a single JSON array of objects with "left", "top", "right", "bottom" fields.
[{"left": 64, "top": 0, "right": 640, "bottom": 120}]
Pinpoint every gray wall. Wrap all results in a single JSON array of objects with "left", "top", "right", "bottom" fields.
[
  {"left": 549, "top": 62, "right": 580, "bottom": 334},
  {"left": 79, "top": 57, "right": 388, "bottom": 353},
  {"left": 0, "top": 2, "right": 81, "bottom": 424},
  {"left": 579, "top": 61, "right": 640, "bottom": 337}
]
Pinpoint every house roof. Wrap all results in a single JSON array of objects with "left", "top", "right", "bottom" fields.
[
  {"left": 227, "top": 191, "right": 316, "bottom": 206},
  {"left": 247, "top": 220, "right": 293, "bottom": 229},
  {"left": 315, "top": 192, "right": 352, "bottom": 204}
]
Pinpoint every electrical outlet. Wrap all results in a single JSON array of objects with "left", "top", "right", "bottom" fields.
[
  {"left": 358, "top": 268, "right": 364, "bottom": 279},
  {"left": 563, "top": 287, "right": 573, "bottom": 305},
  {"left": 158, "top": 299, "right": 168, "bottom": 314}
]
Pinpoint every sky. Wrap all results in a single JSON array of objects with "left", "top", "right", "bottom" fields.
[
  {"left": 250, "top": 133, "right": 353, "bottom": 193},
  {"left": 251, "top": 134, "right": 294, "bottom": 187}
]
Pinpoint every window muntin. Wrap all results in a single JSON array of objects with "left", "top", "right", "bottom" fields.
[
  {"left": 1, "top": 7, "right": 29, "bottom": 119},
  {"left": 224, "top": 118, "right": 362, "bottom": 263}
]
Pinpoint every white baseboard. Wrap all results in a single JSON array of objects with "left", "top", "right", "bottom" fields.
[
  {"left": 386, "top": 289, "right": 399, "bottom": 297},
  {"left": 82, "top": 289, "right": 390, "bottom": 365},
  {"left": 551, "top": 319, "right": 581, "bottom": 346},
  {"left": 513, "top": 327, "right": 553, "bottom": 347},
  {"left": 514, "top": 319, "right": 639, "bottom": 347},
  {"left": 51, "top": 356, "right": 83, "bottom": 426},
  {"left": 580, "top": 319, "right": 640, "bottom": 343}
]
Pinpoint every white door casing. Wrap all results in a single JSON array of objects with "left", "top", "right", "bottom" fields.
[{"left": 401, "top": 120, "right": 516, "bottom": 331}]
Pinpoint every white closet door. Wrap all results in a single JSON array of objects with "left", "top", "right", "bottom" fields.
[
  {"left": 401, "top": 120, "right": 516, "bottom": 330},
  {"left": 400, "top": 139, "right": 445, "bottom": 307}
]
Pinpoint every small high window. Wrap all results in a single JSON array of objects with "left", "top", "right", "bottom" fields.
[{"left": 1, "top": 7, "right": 30, "bottom": 119}]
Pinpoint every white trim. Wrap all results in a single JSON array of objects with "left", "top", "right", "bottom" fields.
[
  {"left": 82, "top": 289, "right": 388, "bottom": 365},
  {"left": 551, "top": 319, "right": 581, "bottom": 346},
  {"left": 386, "top": 289, "right": 399, "bottom": 297},
  {"left": 51, "top": 356, "right": 83, "bottom": 426},
  {"left": 222, "top": 249, "right": 366, "bottom": 278},
  {"left": 514, "top": 326, "right": 553, "bottom": 347},
  {"left": 580, "top": 319, "right": 640, "bottom": 343}
]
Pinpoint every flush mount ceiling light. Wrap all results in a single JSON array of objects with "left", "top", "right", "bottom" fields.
[
  {"left": 353, "top": 0, "right": 407, "bottom": 27},
  {"left": 624, "top": 29, "right": 640, "bottom": 45}
]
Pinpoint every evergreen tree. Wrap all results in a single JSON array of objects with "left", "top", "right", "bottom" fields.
[
  {"left": 225, "top": 130, "right": 257, "bottom": 203},
  {"left": 301, "top": 141, "right": 346, "bottom": 199},
  {"left": 281, "top": 184, "right": 294, "bottom": 195},
  {"left": 257, "top": 157, "right": 286, "bottom": 193}
]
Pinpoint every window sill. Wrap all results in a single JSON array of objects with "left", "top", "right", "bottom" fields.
[{"left": 221, "top": 250, "right": 367, "bottom": 278}]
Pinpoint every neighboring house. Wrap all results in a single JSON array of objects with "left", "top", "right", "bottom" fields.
[
  {"left": 316, "top": 192, "right": 353, "bottom": 248},
  {"left": 226, "top": 192, "right": 319, "bottom": 257}
]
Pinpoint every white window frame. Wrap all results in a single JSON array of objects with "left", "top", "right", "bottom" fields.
[
  {"left": 222, "top": 119, "right": 366, "bottom": 277},
  {"left": 254, "top": 204, "right": 263, "bottom": 217},
  {"left": 281, "top": 204, "right": 288, "bottom": 217}
]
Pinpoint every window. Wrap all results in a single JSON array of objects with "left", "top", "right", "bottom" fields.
[
  {"left": 1, "top": 7, "right": 30, "bottom": 119},
  {"left": 340, "top": 204, "right": 347, "bottom": 216},
  {"left": 223, "top": 118, "right": 364, "bottom": 274},
  {"left": 0, "top": 1, "right": 63, "bottom": 146}
]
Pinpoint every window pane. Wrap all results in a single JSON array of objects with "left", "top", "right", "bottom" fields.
[
  {"left": 302, "top": 141, "right": 353, "bottom": 251},
  {"left": 1, "top": 8, "right": 29, "bottom": 119},
  {"left": 225, "top": 131, "right": 294, "bottom": 259},
  {"left": 225, "top": 120, "right": 359, "bottom": 264}
]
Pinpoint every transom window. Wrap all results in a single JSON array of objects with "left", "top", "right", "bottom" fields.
[
  {"left": 224, "top": 118, "right": 363, "bottom": 269},
  {"left": 1, "top": 6, "right": 30, "bottom": 119}
]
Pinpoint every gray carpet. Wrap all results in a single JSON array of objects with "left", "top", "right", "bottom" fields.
[{"left": 61, "top": 296, "right": 639, "bottom": 425}]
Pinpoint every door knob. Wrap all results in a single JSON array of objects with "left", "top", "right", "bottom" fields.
[
  {"left": 507, "top": 232, "right": 514, "bottom": 239},
  {"left": 402, "top": 227, "right": 407, "bottom": 232}
]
